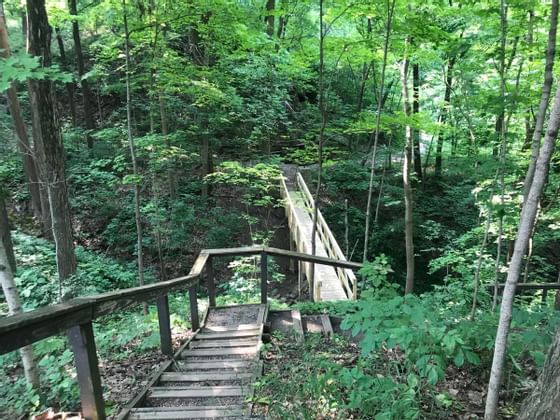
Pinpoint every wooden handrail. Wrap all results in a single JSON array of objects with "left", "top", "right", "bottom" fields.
[
  {"left": 0, "top": 246, "right": 360, "bottom": 355},
  {"left": 294, "top": 172, "right": 358, "bottom": 299}
]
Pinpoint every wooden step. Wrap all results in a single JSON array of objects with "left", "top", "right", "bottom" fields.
[
  {"left": 148, "top": 385, "right": 250, "bottom": 399},
  {"left": 190, "top": 338, "right": 259, "bottom": 349},
  {"left": 181, "top": 347, "right": 258, "bottom": 358},
  {"left": 176, "top": 360, "right": 256, "bottom": 370},
  {"left": 196, "top": 328, "right": 261, "bottom": 340},
  {"left": 203, "top": 324, "right": 260, "bottom": 332},
  {"left": 128, "top": 406, "right": 246, "bottom": 419},
  {"left": 160, "top": 372, "right": 255, "bottom": 382}
]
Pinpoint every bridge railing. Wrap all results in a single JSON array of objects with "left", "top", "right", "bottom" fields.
[
  {"left": 294, "top": 172, "right": 357, "bottom": 300},
  {"left": 0, "top": 246, "right": 361, "bottom": 420}
]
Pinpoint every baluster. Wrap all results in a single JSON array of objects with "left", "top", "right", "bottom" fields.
[{"left": 67, "top": 322, "right": 105, "bottom": 420}]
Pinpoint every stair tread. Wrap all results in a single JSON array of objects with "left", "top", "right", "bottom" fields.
[
  {"left": 160, "top": 372, "right": 255, "bottom": 382},
  {"left": 148, "top": 385, "right": 251, "bottom": 398},
  {"left": 129, "top": 406, "right": 246, "bottom": 419}
]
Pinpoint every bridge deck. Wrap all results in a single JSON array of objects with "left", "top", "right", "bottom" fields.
[{"left": 281, "top": 167, "right": 355, "bottom": 301}]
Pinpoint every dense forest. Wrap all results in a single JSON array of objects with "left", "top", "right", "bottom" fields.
[{"left": 1, "top": 0, "right": 560, "bottom": 418}]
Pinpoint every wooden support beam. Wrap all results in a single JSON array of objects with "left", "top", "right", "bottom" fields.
[
  {"left": 189, "top": 286, "right": 200, "bottom": 331},
  {"left": 206, "top": 256, "right": 216, "bottom": 308},
  {"left": 67, "top": 322, "right": 105, "bottom": 420},
  {"left": 261, "top": 252, "right": 268, "bottom": 305},
  {"left": 156, "top": 295, "right": 172, "bottom": 356}
]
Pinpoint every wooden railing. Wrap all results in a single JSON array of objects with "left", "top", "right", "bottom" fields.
[
  {"left": 280, "top": 172, "right": 357, "bottom": 300},
  {"left": 489, "top": 283, "right": 560, "bottom": 305},
  {"left": 0, "top": 246, "right": 361, "bottom": 420}
]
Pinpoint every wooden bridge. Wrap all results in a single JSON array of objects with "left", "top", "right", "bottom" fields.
[
  {"left": 280, "top": 170, "right": 357, "bottom": 301},
  {"left": 0, "top": 246, "right": 361, "bottom": 420}
]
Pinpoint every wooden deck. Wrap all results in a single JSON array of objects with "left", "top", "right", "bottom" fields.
[
  {"left": 281, "top": 168, "right": 357, "bottom": 301},
  {"left": 122, "top": 304, "right": 268, "bottom": 419}
]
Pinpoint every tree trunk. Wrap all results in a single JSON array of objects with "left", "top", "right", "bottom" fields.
[
  {"left": 69, "top": 0, "right": 95, "bottom": 148},
  {"left": 310, "top": 0, "right": 325, "bottom": 299},
  {"left": 265, "top": 0, "right": 274, "bottom": 36},
  {"left": 516, "top": 328, "right": 560, "bottom": 420},
  {"left": 0, "top": 2, "right": 42, "bottom": 221},
  {"left": 484, "top": 79, "right": 560, "bottom": 420},
  {"left": 412, "top": 62, "right": 423, "bottom": 181},
  {"left": 54, "top": 27, "right": 77, "bottom": 127},
  {"left": 158, "top": 92, "right": 176, "bottom": 198},
  {"left": 0, "top": 195, "right": 40, "bottom": 390},
  {"left": 522, "top": 0, "right": 558, "bottom": 200},
  {"left": 27, "top": 0, "right": 77, "bottom": 293},
  {"left": 435, "top": 57, "right": 454, "bottom": 176},
  {"left": 123, "top": 0, "right": 147, "bottom": 314},
  {"left": 400, "top": 43, "right": 415, "bottom": 295},
  {"left": 362, "top": 0, "right": 395, "bottom": 263}
]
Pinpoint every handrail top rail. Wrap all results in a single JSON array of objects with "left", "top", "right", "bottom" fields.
[{"left": 0, "top": 246, "right": 361, "bottom": 354}]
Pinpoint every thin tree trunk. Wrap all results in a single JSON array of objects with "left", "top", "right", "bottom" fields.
[
  {"left": 484, "top": 79, "right": 560, "bottom": 420},
  {"left": 363, "top": 0, "right": 395, "bottom": 263},
  {"left": 310, "top": 0, "right": 325, "bottom": 299},
  {"left": 27, "top": 0, "right": 77, "bottom": 295},
  {"left": 123, "top": 0, "right": 146, "bottom": 314},
  {"left": 265, "top": 0, "right": 274, "bottom": 36},
  {"left": 522, "top": 0, "right": 558, "bottom": 200},
  {"left": 54, "top": 27, "right": 77, "bottom": 127},
  {"left": 435, "top": 58, "right": 454, "bottom": 176},
  {"left": 412, "top": 62, "right": 422, "bottom": 181},
  {"left": 69, "top": 0, "right": 95, "bottom": 148},
  {"left": 0, "top": 3, "right": 42, "bottom": 221},
  {"left": 0, "top": 196, "right": 40, "bottom": 390},
  {"left": 158, "top": 92, "right": 176, "bottom": 198},
  {"left": 400, "top": 41, "right": 415, "bottom": 295}
]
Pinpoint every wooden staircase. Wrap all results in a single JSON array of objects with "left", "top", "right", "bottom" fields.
[{"left": 124, "top": 304, "right": 268, "bottom": 419}]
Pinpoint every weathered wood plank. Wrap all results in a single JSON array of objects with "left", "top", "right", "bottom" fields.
[
  {"left": 190, "top": 339, "right": 259, "bottom": 349},
  {"left": 175, "top": 360, "right": 255, "bottom": 370},
  {"left": 129, "top": 407, "right": 245, "bottom": 419},
  {"left": 182, "top": 347, "right": 258, "bottom": 357},
  {"left": 320, "top": 314, "right": 333, "bottom": 337},
  {"left": 160, "top": 372, "right": 254, "bottom": 382},
  {"left": 264, "top": 247, "right": 362, "bottom": 270},
  {"left": 67, "top": 322, "right": 105, "bottom": 420},
  {"left": 148, "top": 386, "right": 249, "bottom": 398},
  {"left": 291, "top": 310, "right": 304, "bottom": 343},
  {"left": 196, "top": 329, "right": 261, "bottom": 340}
]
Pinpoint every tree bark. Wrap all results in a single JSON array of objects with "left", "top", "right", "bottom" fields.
[
  {"left": 0, "top": 2, "right": 42, "bottom": 221},
  {"left": 362, "top": 0, "right": 395, "bottom": 263},
  {"left": 484, "top": 80, "right": 560, "bottom": 420},
  {"left": 412, "top": 62, "right": 423, "bottom": 181},
  {"left": 516, "top": 328, "right": 560, "bottom": 420},
  {"left": 123, "top": 0, "right": 146, "bottom": 314},
  {"left": 522, "top": 0, "right": 558, "bottom": 200},
  {"left": 265, "top": 0, "right": 274, "bottom": 36},
  {"left": 400, "top": 42, "right": 415, "bottom": 295},
  {"left": 54, "top": 27, "right": 77, "bottom": 127},
  {"left": 27, "top": 0, "right": 77, "bottom": 291},
  {"left": 0, "top": 195, "right": 40, "bottom": 389},
  {"left": 435, "top": 57, "right": 454, "bottom": 176},
  {"left": 69, "top": 0, "right": 95, "bottom": 148}
]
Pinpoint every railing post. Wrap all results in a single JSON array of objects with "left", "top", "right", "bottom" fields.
[
  {"left": 189, "top": 286, "right": 200, "bottom": 331},
  {"left": 156, "top": 295, "right": 172, "bottom": 356},
  {"left": 67, "top": 322, "right": 105, "bottom": 420},
  {"left": 207, "top": 256, "right": 216, "bottom": 308},
  {"left": 261, "top": 252, "right": 268, "bottom": 304}
]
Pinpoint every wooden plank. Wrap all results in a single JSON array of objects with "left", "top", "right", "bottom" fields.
[
  {"left": 206, "top": 256, "right": 216, "bottom": 308},
  {"left": 189, "top": 286, "right": 199, "bottom": 331},
  {"left": 182, "top": 347, "right": 258, "bottom": 357},
  {"left": 490, "top": 283, "right": 560, "bottom": 292},
  {"left": 156, "top": 295, "right": 172, "bottom": 356},
  {"left": 261, "top": 252, "right": 268, "bottom": 304},
  {"left": 129, "top": 407, "right": 245, "bottom": 419},
  {"left": 191, "top": 339, "right": 259, "bottom": 348},
  {"left": 176, "top": 360, "right": 256, "bottom": 370},
  {"left": 148, "top": 386, "right": 249, "bottom": 398},
  {"left": 264, "top": 247, "right": 362, "bottom": 270},
  {"left": 203, "top": 324, "right": 261, "bottom": 332},
  {"left": 320, "top": 314, "right": 333, "bottom": 338},
  {"left": 160, "top": 372, "right": 254, "bottom": 382},
  {"left": 67, "top": 322, "right": 105, "bottom": 420},
  {"left": 196, "top": 329, "right": 261, "bottom": 340},
  {"left": 188, "top": 251, "right": 209, "bottom": 277},
  {"left": 291, "top": 310, "right": 304, "bottom": 343},
  {"left": 206, "top": 246, "right": 264, "bottom": 257},
  {"left": 0, "top": 300, "right": 93, "bottom": 354}
]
